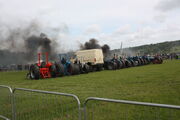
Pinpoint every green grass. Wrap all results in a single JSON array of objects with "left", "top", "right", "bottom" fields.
[{"left": 0, "top": 60, "right": 180, "bottom": 120}]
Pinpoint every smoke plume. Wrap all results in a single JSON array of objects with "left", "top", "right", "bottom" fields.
[
  {"left": 25, "top": 33, "right": 57, "bottom": 61},
  {"left": 101, "top": 44, "right": 110, "bottom": 55},
  {"left": 0, "top": 21, "right": 58, "bottom": 65},
  {"left": 80, "top": 38, "right": 110, "bottom": 57},
  {"left": 80, "top": 39, "right": 101, "bottom": 49}
]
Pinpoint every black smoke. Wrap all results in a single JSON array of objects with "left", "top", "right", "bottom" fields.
[
  {"left": 101, "top": 44, "right": 110, "bottom": 56},
  {"left": 80, "top": 38, "right": 110, "bottom": 57},
  {"left": 0, "top": 22, "right": 58, "bottom": 65},
  {"left": 80, "top": 39, "right": 101, "bottom": 49},
  {"left": 25, "top": 33, "right": 57, "bottom": 61}
]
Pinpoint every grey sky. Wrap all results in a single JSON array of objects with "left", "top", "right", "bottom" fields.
[
  {"left": 156, "top": 0, "right": 180, "bottom": 12},
  {"left": 0, "top": 0, "right": 180, "bottom": 51}
]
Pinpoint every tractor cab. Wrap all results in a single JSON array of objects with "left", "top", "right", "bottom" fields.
[{"left": 59, "top": 53, "right": 76, "bottom": 64}]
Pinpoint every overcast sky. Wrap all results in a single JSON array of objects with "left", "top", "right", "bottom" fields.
[{"left": 0, "top": 0, "right": 180, "bottom": 51}]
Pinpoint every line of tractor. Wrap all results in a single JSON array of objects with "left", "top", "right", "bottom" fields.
[{"left": 27, "top": 49, "right": 163, "bottom": 80}]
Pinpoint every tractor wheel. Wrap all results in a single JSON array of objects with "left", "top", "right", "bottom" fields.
[
  {"left": 140, "top": 59, "right": 145, "bottom": 65},
  {"left": 134, "top": 61, "right": 138, "bottom": 66},
  {"left": 137, "top": 59, "right": 142, "bottom": 66},
  {"left": 125, "top": 60, "right": 131, "bottom": 67},
  {"left": 72, "top": 64, "right": 80, "bottom": 75},
  {"left": 92, "top": 66, "right": 97, "bottom": 71},
  {"left": 29, "top": 64, "right": 40, "bottom": 80},
  {"left": 130, "top": 61, "right": 134, "bottom": 67},
  {"left": 119, "top": 61, "right": 124, "bottom": 69},
  {"left": 107, "top": 62, "right": 113, "bottom": 70},
  {"left": 67, "top": 63, "right": 80, "bottom": 75},
  {"left": 132, "top": 60, "right": 136, "bottom": 66},
  {"left": 83, "top": 64, "right": 89, "bottom": 73},
  {"left": 152, "top": 59, "right": 157, "bottom": 64},
  {"left": 144, "top": 59, "right": 148, "bottom": 65},
  {"left": 88, "top": 65, "right": 94, "bottom": 72},
  {"left": 120, "top": 61, "right": 126, "bottom": 68},
  {"left": 159, "top": 58, "right": 163, "bottom": 64},
  {"left": 96, "top": 64, "right": 103, "bottom": 71},
  {"left": 55, "top": 62, "right": 64, "bottom": 77},
  {"left": 115, "top": 61, "right": 121, "bottom": 69},
  {"left": 107, "top": 64, "right": 113, "bottom": 70},
  {"left": 140, "top": 59, "right": 143, "bottom": 65},
  {"left": 50, "top": 64, "right": 56, "bottom": 78},
  {"left": 113, "top": 62, "right": 118, "bottom": 70},
  {"left": 66, "top": 63, "right": 73, "bottom": 75}
]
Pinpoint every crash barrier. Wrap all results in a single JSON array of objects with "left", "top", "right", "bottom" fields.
[
  {"left": 0, "top": 85, "right": 13, "bottom": 120},
  {"left": 84, "top": 97, "right": 180, "bottom": 120},
  {"left": 1, "top": 85, "right": 180, "bottom": 120}
]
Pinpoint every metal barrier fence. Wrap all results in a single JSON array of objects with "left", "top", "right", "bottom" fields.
[
  {"left": 0, "top": 115, "right": 10, "bottom": 120},
  {"left": 0, "top": 85, "right": 13, "bottom": 120},
  {"left": 1, "top": 85, "right": 180, "bottom": 120},
  {"left": 84, "top": 97, "right": 180, "bottom": 120},
  {"left": 13, "top": 88, "right": 81, "bottom": 120}
]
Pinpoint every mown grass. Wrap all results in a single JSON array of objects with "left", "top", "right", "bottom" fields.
[{"left": 0, "top": 60, "right": 180, "bottom": 119}]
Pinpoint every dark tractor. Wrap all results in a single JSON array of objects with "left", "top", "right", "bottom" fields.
[
  {"left": 104, "top": 55, "right": 118, "bottom": 70},
  {"left": 149, "top": 56, "right": 163, "bottom": 64},
  {"left": 57, "top": 53, "right": 80, "bottom": 76}
]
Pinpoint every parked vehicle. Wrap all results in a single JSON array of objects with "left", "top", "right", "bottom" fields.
[
  {"left": 75, "top": 49, "right": 104, "bottom": 71},
  {"left": 27, "top": 52, "right": 56, "bottom": 79}
]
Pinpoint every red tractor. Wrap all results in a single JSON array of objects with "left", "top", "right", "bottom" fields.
[{"left": 28, "top": 52, "right": 56, "bottom": 79}]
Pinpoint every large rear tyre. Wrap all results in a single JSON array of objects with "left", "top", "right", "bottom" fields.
[
  {"left": 159, "top": 58, "right": 163, "bottom": 64},
  {"left": 82, "top": 64, "right": 89, "bottom": 73},
  {"left": 96, "top": 64, "right": 103, "bottom": 71},
  {"left": 50, "top": 64, "right": 57, "bottom": 78},
  {"left": 71, "top": 64, "right": 80, "bottom": 75},
  {"left": 137, "top": 59, "right": 142, "bottom": 66},
  {"left": 67, "top": 63, "right": 80, "bottom": 75},
  {"left": 134, "top": 61, "right": 138, "bottom": 66},
  {"left": 29, "top": 64, "right": 40, "bottom": 80},
  {"left": 107, "top": 62, "right": 117, "bottom": 70},
  {"left": 115, "top": 61, "right": 121, "bottom": 69},
  {"left": 125, "top": 60, "right": 131, "bottom": 68},
  {"left": 107, "top": 64, "right": 113, "bottom": 70},
  {"left": 129, "top": 60, "right": 135, "bottom": 67},
  {"left": 55, "top": 62, "right": 64, "bottom": 77},
  {"left": 120, "top": 60, "right": 126, "bottom": 68}
]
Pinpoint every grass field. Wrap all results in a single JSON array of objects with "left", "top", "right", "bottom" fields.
[{"left": 0, "top": 60, "right": 180, "bottom": 119}]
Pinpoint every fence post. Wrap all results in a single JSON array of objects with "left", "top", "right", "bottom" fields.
[
  {"left": 83, "top": 105, "right": 87, "bottom": 120},
  {"left": 12, "top": 89, "right": 16, "bottom": 120},
  {"left": 0, "top": 85, "right": 14, "bottom": 120}
]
